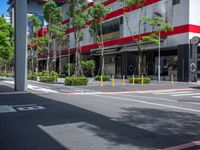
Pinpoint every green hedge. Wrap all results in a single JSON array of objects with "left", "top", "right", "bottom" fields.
[
  {"left": 128, "top": 77, "right": 151, "bottom": 84},
  {"left": 49, "top": 71, "right": 58, "bottom": 81},
  {"left": 65, "top": 76, "right": 88, "bottom": 86},
  {"left": 28, "top": 74, "right": 37, "bottom": 80},
  {"left": 28, "top": 70, "right": 58, "bottom": 82},
  {"left": 0, "top": 72, "right": 8, "bottom": 77},
  {"left": 81, "top": 60, "right": 95, "bottom": 77},
  {"left": 94, "top": 75, "right": 111, "bottom": 81},
  {"left": 39, "top": 76, "right": 56, "bottom": 83}
]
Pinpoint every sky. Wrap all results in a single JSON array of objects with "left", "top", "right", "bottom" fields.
[{"left": 0, "top": 0, "right": 9, "bottom": 16}]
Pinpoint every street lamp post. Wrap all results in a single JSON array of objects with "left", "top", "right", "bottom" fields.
[{"left": 158, "top": 31, "right": 161, "bottom": 82}]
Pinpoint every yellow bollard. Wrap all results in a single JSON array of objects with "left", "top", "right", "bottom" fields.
[
  {"left": 141, "top": 75, "right": 144, "bottom": 85},
  {"left": 132, "top": 75, "right": 135, "bottom": 85},
  {"left": 100, "top": 75, "right": 103, "bottom": 87},
  {"left": 111, "top": 75, "right": 115, "bottom": 86},
  {"left": 122, "top": 75, "right": 125, "bottom": 86},
  {"left": 171, "top": 74, "right": 174, "bottom": 85}
]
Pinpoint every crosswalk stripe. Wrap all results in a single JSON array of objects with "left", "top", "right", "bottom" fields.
[{"left": 172, "top": 93, "right": 200, "bottom": 96}]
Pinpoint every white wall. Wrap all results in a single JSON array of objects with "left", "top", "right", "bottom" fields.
[{"left": 63, "top": 0, "right": 194, "bottom": 50}]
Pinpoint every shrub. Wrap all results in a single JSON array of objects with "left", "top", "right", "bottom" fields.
[
  {"left": 81, "top": 60, "right": 95, "bottom": 77},
  {"left": 94, "top": 75, "right": 111, "bottom": 81},
  {"left": 50, "top": 71, "right": 58, "bottom": 81},
  {"left": 63, "top": 63, "right": 74, "bottom": 75},
  {"left": 128, "top": 77, "right": 151, "bottom": 84},
  {"left": 28, "top": 71, "right": 37, "bottom": 80},
  {"left": 40, "top": 70, "right": 49, "bottom": 76},
  {"left": 28, "top": 74, "right": 36, "bottom": 80},
  {"left": 65, "top": 76, "right": 88, "bottom": 86},
  {"left": 39, "top": 76, "right": 56, "bottom": 83},
  {"left": 0, "top": 72, "right": 8, "bottom": 77}
]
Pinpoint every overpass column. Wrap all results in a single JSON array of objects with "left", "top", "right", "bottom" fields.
[{"left": 14, "top": 0, "right": 27, "bottom": 91}]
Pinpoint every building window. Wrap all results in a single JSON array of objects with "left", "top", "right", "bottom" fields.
[
  {"left": 173, "top": 0, "right": 180, "bottom": 5},
  {"left": 101, "top": 18, "right": 121, "bottom": 41}
]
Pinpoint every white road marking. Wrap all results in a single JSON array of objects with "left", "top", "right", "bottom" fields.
[
  {"left": 28, "top": 85, "right": 58, "bottom": 93},
  {"left": 117, "top": 94, "right": 177, "bottom": 102},
  {"left": 2, "top": 81, "right": 58, "bottom": 93},
  {"left": 154, "top": 91, "right": 193, "bottom": 95},
  {"left": 172, "top": 93, "right": 200, "bottom": 96},
  {"left": 0, "top": 105, "right": 16, "bottom": 113},
  {"left": 192, "top": 96, "right": 200, "bottom": 98},
  {"left": 118, "top": 93, "right": 200, "bottom": 106},
  {"left": 136, "top": 88, "right": 193, "bottom": 94},
  {"left": 2, "top": 81, "right": 14, "bottom": 84},
  {"left": 0, "top": 104, "right": 45, "bottom": 113},
  {"left": 16, "top": 105, "right": 45, "bottom": 111},
  {"left": 95, "top": 95, "right": 200, "bottom": 113}
]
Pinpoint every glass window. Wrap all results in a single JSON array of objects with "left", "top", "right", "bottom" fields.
[{"left": 173, "top": 0, "right": 180, "bottom": 5}]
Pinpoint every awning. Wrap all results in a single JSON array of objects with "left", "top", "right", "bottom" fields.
[
  {"left": 91, "top": 38, "right": 166, "bottom": 55},
  {"left": 91, "top": 45, "right": 122, "bottom": 56},
  {"left": 119, "top": 38, "right": 166, "bottom": 52}
]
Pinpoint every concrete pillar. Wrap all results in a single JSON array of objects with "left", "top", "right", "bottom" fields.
[{"left": 14, "top": 0, "right": 27, "bottom": 91}]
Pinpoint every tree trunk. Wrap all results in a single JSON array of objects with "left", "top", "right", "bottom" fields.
[
  {"left": 74, "top": 31, "right": 83, "bottom": 76},
  {"left": 46, "top": 42, "right": 50, "bottom": 73},
  {"left": 4, "top": 64, "right": 7, "bottom": 73},
  {"left": 59, "top": 44, "right": 62, "bottom": 75},
  {"left": 138, "top": 53, "right": 142, "bottom": 76},
  {"left": 46, "top": 21, "right": 51, "bottom": 74},
  {"left": 99, "top": 19, "right": 105, "bottom": 76}
]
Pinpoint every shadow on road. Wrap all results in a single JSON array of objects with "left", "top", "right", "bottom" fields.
[{"left": 0, "top": 93, "right": 200, "bottom": 150}]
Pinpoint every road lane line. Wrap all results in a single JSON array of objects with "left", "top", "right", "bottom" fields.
[
  {"left": 120, "top": 93, "right": 200, "bottom": 106},
  {"left": 116, "top": 94, "right": 177, "bottom": 102},
  {"left": 192, "top": 96, "right": 200, "bottom": 98},
  {"left": 172, "top": 93, "right": 200, "bottom": 96},
  {"left": 95, "top": 95, "right": 200, "bottom": 113}
]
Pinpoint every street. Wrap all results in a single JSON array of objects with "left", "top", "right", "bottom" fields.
[{"left": 0, "top": 79, "right": 200, "bottom": 150}]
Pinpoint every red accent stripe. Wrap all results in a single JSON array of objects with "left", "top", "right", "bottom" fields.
[
  {"left": 65, "top": 0, "right": 160, "bottom": 34},
  {"left": 102, "top": 0, "right": 117, "bottom": 6},
  {"left": 62, "top": 19, "right": 70, "bottom": 24},
  {"left": 38, "top": 24, "right": 200, "bottom": 58},
  {"left": 62, "top": 0, "right": 117, "bottom": 24}
]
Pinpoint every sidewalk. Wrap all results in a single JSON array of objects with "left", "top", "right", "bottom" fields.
[
  {"left": 57, "top": 77, "right": 200, "bottom": 92},
  {"left": 0, "top": 78, "right": 14, "bottom": 92}
]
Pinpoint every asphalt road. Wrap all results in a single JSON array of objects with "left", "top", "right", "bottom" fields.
[{"left": 0, "top": 79, "right": 200, "bottom": 150}]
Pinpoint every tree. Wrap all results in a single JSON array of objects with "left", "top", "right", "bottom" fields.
[
  {"left": 88, "top": 3, "right": 109, "bottom": 76},
  {"left": 43, "top": 0, "right": 63, "bottom": 73},
  {"left": 118, "top": 0, "right": 146, "bottom": 76},
  {"left": 141, "top": 16, "right": 173, "bottom": 81},
  {"left": 49, "top": 23, "right": 68, "bottom": 74},
  {"left": 66, "top": 0, "right": 92, "bottom": 76},
  {"left": 29, "top": 15, "right": 42, "bottom": 37},
  {"left": 0, "top": 17, "right": 14, "bottom": 72},
  {"left": 72, "top": 7, "right": 89, "bottom": 76},
  {"left": 28, "top": 15, "right": 42, "bottom": 72}
]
